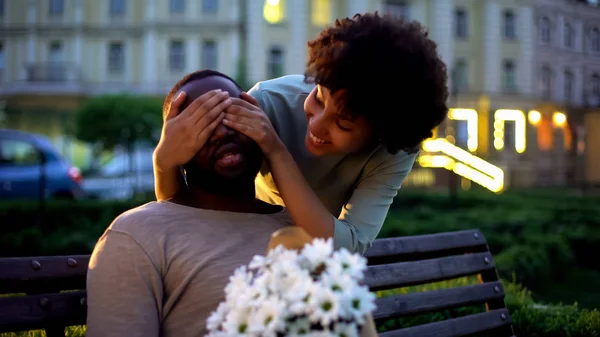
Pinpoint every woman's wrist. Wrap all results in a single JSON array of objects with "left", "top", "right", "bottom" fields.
[
  {"left": 153, "top": 148, "right": 177, "bottom": 173},
  {"left": 265, "top": 139, "right": 289, "bottom": 164}
]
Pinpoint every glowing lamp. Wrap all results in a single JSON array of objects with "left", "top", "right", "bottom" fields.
[
  {"left": 528, "top": 110, "right": 541, "bottom": 125},
  {"left": 553, "top": 112, "right": 567, "bottom": 127}
]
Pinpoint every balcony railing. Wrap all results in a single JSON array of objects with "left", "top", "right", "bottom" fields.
[{"left": 25, "top": 62, "right": 82, "bottom": 83}]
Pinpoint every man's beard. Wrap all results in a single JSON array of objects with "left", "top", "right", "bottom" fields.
[{"left": 182, "top": 149, "right": 263, "bottom": 196}]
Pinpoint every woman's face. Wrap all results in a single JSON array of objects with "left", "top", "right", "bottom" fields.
[{"left": 303, "top": 85, "right": 373, "bottom": 156}]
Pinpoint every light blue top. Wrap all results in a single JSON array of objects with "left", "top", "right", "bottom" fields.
[{"left": 249, "top": 75, "right": 418, "bottom": 254}]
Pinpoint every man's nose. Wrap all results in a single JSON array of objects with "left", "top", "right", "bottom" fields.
[{"left": 211, "top": 123, "right": 235, "bottom": 141}]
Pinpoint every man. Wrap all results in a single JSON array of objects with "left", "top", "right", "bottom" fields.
[{"left": 86, "top": 70, "right": 293, "bottom": 337}]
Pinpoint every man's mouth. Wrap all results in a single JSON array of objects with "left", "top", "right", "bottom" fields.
[{"left": 214, "top": 143, "right": 245, "bottom": 168}]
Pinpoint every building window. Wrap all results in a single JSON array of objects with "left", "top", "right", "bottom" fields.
[
  {"left": 202, "top": 0, "right": 218, "bottom": 13},
  {"left": 564, "top": 23, "right": 574, "bottom": 48},
  {"left": 503, "top": 10, "right": 516, "bottom": 39},
  {"left": 49, "top": 0, "right": 64, "bottom": 16},
  {"left": 108, "top": 42, "right": 124, "bottom": 74},
  {"left": 453, "top": 59, "right": 468, "bottom": 91},
  {"left": 384, "top": 1, "right": 409, "bottom": 22},
  {"left": 455, "top": 8, "right": 468, "bottom": 38},
  {"left": 169, "top": 0, "right": 185, "bottom": 14},
  {"left": 592, "top": 73, "right": 600, "bottom": 97},
  {"left": 263, "top": 0, "right": 285, "bottom": 24},
  {"left": 110, "top": 0, "right": 126, "bottom": 16},
  {"left": 540, "top": 16, "right": 551, "bottom": 43},
  {"left": 540, "top": 65, "right": 553, "bottom": 99},
  {"left": 502, "top": 60, "right": 516, "bottom": 91},
  {"left": 169, "top": 40, "right": 185, "bottom": 72},
  {"left": 0, "top": 0, "right": 4, "bottom": 17},
  {"left": 564, "top": 70, "right": 574, "bottom": 103},
  {"left": 268, "top": 46, "right": 284, "bottom": 79},
  {"left": 202, "top": 40, "right": 217, "bottom": 70},
  {"left": 48, "top": 42, "right": 64, "bottom": 81},
  {"left": 591, "top": 27, "right": 600, "bottom": 52},
  {"left": 311, "top": 0, "right": 331, "bottom": 26}
]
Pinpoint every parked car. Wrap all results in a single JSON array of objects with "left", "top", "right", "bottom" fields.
[
  {"left": 0, "top": 129, "right": 85, "bottom": 200},
  {"left": 82, "top": 147, "right": 155, "bottom": 200}
]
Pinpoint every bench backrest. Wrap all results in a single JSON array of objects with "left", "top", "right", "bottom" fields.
[
  {"left": 0, "top": 230, "right": 514, "bottom": 337},
  {"left": 365, "top": 229, "right": 514, "bottom": 337},
  {"left": 0, "top": 255, "right": 89, "bottom": 337}
]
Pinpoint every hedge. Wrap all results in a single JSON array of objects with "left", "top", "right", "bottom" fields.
[{"left": 381, "top": 190, "right": 600, "bottom": 290}]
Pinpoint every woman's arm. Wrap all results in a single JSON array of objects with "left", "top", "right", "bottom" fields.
[
  {"left": 268, "top": 145, "right": 417, "bottom": 254},
  {"left": 152, "top": 155, "right": 181, "bottom": 201},
  {"left": 333, "top": 150, "right": 418, "bottom": 253},
  {"left": 267, "top": 148, "right": 335, "bottom": 239}
]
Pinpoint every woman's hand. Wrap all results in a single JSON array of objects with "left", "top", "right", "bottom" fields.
[
  {"left": 154, "top": 89, "right": 232, "bottom": 171},
  {"left": 223, "top": 92, "right": 285, "bottom": 158}
]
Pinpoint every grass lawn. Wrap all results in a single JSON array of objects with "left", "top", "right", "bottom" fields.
[{"left": 0, "top": 326, "right": 85, "bottom": 337}]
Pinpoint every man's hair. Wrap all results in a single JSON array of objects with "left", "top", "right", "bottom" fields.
[
  {"left": 304, "top": 12, "right": 449, "bottom": 154},
  {"left": 162, "top": 69, "right": 241, "bottom": 120}
]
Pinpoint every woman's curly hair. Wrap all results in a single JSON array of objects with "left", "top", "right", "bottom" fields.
[{"left": 305, "top": 12, "right": 449, "bottom": 154}]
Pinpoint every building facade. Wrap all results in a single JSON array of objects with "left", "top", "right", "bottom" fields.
[
  {"left": 531, "top": 0, "right": 600, "bottom": 187},
  {"left": 0, "top": 0, "right": 598, "bottom": 188}
]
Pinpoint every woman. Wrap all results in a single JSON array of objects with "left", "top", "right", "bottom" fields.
[{"left": 153, "top": 13, "right": 449, "bottom": 254}]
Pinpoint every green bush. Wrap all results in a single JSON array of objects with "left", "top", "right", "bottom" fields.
[
  {"left": 375, "top": 278, "right": 600, "bottom": 337},
  {"left": 0, "top": 199, "right": 149, "bottom": 257},
  {"left": 382, "top": 190, "right": 600, "bottom": 291},
  {"left": 495, "top": 234, "right": 574, "bottom": 287},
  {"left": 504, "top": 281, "right": 600, "bottom": 337}
]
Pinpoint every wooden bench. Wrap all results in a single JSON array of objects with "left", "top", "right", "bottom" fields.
[{"left": 0, "top": 229, "right": 514, "bottom": 337}]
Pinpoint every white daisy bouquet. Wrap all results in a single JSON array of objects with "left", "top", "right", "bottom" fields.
[{"left": 205, "top": 238, "right": 376, "bottom": 337}]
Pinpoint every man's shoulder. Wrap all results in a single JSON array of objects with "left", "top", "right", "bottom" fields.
[
  {"left": 254, "top": 75, "right": 314, "bottom": 99},
  {"left": 108, "top": 201, "right": 173, "bottom": 235},
  {"left": 263, "top": 207, "right": 295, "bottom": 227}
]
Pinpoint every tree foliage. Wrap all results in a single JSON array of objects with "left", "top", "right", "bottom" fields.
[{"left": 74, "top": 95, "right": 163, "bottom": 151}]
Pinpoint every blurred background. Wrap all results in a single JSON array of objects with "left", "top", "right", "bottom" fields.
[
  {"left": 0, "top": 0, "right": 599, "bottom": 199},
  {"left": 1, "top": 1, "right": 600, "bottom": 335}
]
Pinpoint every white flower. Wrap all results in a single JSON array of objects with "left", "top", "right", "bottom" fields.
[
  {"left": 301, "top": 238, "right": 334, "bottom": 271},
  {"left": 206, "top": 302, "right": 228, "bottom": 331},
  {"left": 223, "top": 307, "right": 251, "bottom": 336},
  {"left": 205, "top": 237, "right": 377, "bottom": 337},
  {"left": 333, "top": 322, "right": 359, "bottom": 337},
  {"left": 248, "top": 254, "right": 268, "bottom": 270},
  {"left": 339, "top": 285, "right": 377, "bottom": 324},
  {"left": 307, "top": 285, "right": 340, "bottom": 327},
  {"left": 283, "top": 275, "right": 313, "bottom": 315},
  {"left": 248, "top": 296, "right": 286, "bottom": 335},
  {"left": 320, "top": 272, "right": 355, "bottom": 294},
  {"left": 224, "top": 266, "right": 252, "bottom": 298},
  {"left": 287, "top": 317, "right": 312, "bottom": 337},
  {"left": 330, "top": 248, "right": 367, "bottom": 280}
]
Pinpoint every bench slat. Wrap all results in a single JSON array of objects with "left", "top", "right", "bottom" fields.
[
  {"left": 0, "top": 291, "right": 87, "bottom": 333},
  {"left": 0, "top": 255, "right": 89, "bottom": 294},
  {"left": 365, "top": 252, "right": 495, "bottom": 291},
  {"left": 379, "top": 308, "right": 512, "bottom": 337},
  {"left": 365, "top": 230, "right": 488, "bottom": 264},
  {"left": 373, "top": 281, "right": 505, "bottom": 321}
]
